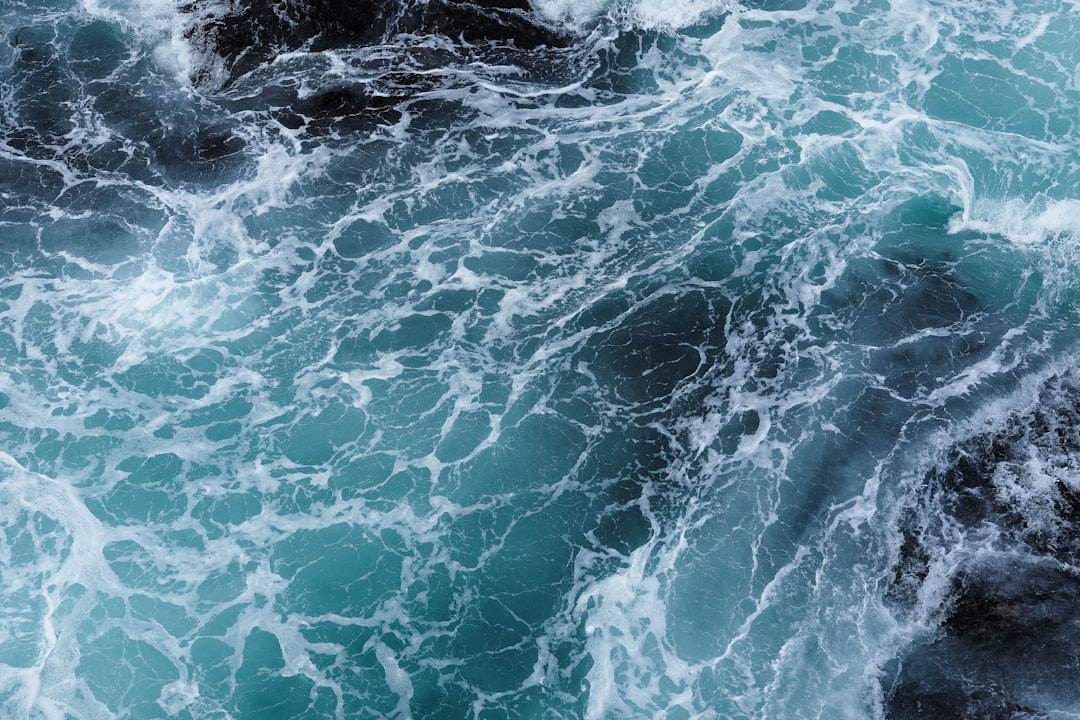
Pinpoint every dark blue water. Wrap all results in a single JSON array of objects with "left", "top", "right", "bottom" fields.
[{"left": 2, "top": 0, "right": 1080, "bottom": 717}]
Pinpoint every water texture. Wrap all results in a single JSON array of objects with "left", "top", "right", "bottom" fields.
[{"left": 1, "top": 0, "right": 1079, "bottom": 717}]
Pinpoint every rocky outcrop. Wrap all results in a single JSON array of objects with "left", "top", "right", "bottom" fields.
[
  {"left": 888, "top": 562, "right": 1079, "bottom": 720},
  {"left": 886, "top": 373, "right": 1080, "bottom": 718},
  {"left": 179, "top": 0, "right": 570, "bottom": 89}
]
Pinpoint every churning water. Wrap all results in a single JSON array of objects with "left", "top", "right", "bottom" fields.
[{"left": 2, "top": 0, "right": 1080, "bottom": 717}]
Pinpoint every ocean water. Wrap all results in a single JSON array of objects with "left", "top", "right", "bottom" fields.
[{"left": 1, "top": 0, "right": 1080, "bottom": 717}]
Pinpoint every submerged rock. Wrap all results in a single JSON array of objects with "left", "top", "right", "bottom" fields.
[
  {"left": 180, "top": 0, "right": 570, "bottom": 88},
  {"left": 886, "top": 373, "right": 1080, "bottom": 718},
  {"left": 888, "top": 562, "right": 1080, "bottom": 720},
  {"left": 177, "top": 0, "right": 574, "bottom": 136}
]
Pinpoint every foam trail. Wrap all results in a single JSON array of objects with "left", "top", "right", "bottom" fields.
[{"left": 0, "top": 453, "right": 115, "bottom": 719}]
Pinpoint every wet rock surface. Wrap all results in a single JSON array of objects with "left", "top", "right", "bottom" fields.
[
  {"left": 887, "top": 374, "right": 1080, "bottom": 718},
  {"left": 889, "top": 562, "right": 1080, "bottom": 720},
  {"left": 180, "top": 0, "right": 570, "bottom": 87},
  {"left": 177, "top": 0, "right": 574, "bottom": 136}
]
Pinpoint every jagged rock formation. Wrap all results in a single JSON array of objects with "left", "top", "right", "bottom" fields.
[
  {"left": 179, "top": 0, "right": 569, "bottom": 88},
  {"left": 175, "top": 0, "right": 572, "bottom": 135},
  {"left": 886, "top": 374, "right": 1080, "bottom": 718}
]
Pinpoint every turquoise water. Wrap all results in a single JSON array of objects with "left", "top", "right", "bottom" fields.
[{"left": 1, "top": 0, "right": 1080, "bottom": 717}]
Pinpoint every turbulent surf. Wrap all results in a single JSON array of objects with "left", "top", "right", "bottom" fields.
[{"left": 1, "top": 0, "right": 1080, "bottom": 717}]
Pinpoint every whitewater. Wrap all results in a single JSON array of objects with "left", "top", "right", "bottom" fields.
[{"left": 1, "top": 0, "right": 1080, "bottom": 717}]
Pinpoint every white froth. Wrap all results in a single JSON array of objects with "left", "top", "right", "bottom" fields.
[
  {"left": 79, "top": 0, "right": 201, "bottom": 83},
  {"left": 577, "top": 540, "right": 695, "bottom": 719},
  {"left": 373, "top": 642, "right": 415, "bottom": 718},
  {"left": 535, "top": 0, "right": 735, "bottom": 30},
  {"left": 949, "top": 197, "right": 1080, "bottom": 247},
  {"left": 628, "top": 0, "right": 736, "bottom": 29},
  {"left": 0, "top": 453, "right": 115, "bottom": 720}
]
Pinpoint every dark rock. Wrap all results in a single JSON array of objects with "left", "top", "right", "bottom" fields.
[
  {"left": 178, "top": 0, "right": 572, "bottom": 135},
  {"left": 288, "top": 84, "right": 403, "bottom": 133},
  {"left": 1055, "top": 478, "right": 1080, "bottom": 523},
  {"left": 886, "top": 372, "right": 1080, "bottom": 718},
  {"left": 888, "top": 676, "right": 1038, "bottom": 720},
  {"left": 887, "top": 562, "right": 1080, "bottom": 719},
  {"left": 944, "top": 563, "right": 1080, "bottom": 642},
  {"left": 180, "top": 0, "right": 570, "bottom": 88},
  {"left": 302, "top": 0, "right": 395, "bottom": 48},
  {"left": 887, "top": 519, "right": 930, "bottom": 607}
]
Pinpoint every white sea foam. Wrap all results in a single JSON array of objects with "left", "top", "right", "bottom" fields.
[
  {"left": 536, "top": 0, "right": 736, "bottom": 31},
  {"left": 949, "top": 197, "right": 1080, "bottom": 247},
  {"left": 78, "top": 0, "right": 200, "bottom": 82},
  {"left": 576, "top": 536, "right": 698, "bottom": 719},
  {"left": 0, "top": 453, "right": 116, "bottom": 720}
]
